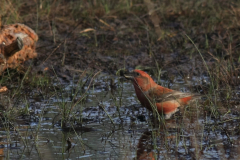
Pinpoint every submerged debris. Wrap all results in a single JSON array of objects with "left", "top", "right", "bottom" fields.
[{"left": 0, "top": 86, "right": 7, "bottom": 93}]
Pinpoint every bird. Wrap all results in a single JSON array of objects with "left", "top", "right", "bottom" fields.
[{"left": 123, "top": 69, "right": 200, "bottom": 119}]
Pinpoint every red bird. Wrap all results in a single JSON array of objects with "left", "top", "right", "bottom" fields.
[{"left": 124, "top": 69, "right": 200, "bottom": 119}]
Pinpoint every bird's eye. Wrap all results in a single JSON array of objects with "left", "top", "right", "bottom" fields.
[{"left": 136, "top": 72, "right": 140, "bottom": 76}]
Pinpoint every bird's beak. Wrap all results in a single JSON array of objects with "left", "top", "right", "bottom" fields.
[
  {"left": 123, "top": 71, "right": 135, "bottom": 80},
  {"left": 118, "top": 69, "right": 135, "bottom": 80},
  {"left": 124, "top": 74, "right": 134, "bottom": 80}
]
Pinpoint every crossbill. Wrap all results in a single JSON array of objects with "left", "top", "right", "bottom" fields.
[{"left": 124, "top": 69, "right": 200, "bottom": 119}]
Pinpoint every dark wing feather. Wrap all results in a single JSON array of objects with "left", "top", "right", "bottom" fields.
[{"left": 148, "top": 89, "right": 200, "bottom": 103}]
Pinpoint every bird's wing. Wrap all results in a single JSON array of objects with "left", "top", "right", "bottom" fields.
[{"left": 148, "top": 87, "right": 199, "bottom": 103}]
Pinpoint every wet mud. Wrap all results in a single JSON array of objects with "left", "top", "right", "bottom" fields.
[{"left": 0, "top": 0, "right": 240, "bottom": 159}]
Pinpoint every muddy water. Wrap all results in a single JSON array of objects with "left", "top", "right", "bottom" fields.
[{"left": 1, "top": 73, "right": 240, "bottom": 159}]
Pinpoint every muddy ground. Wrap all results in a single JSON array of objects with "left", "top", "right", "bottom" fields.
[
  {"left": 2, "top": 0, "right": 236, "bottom": 84},
  {"left": 1, "top": 0, "right": 240, "bottom": 159}
]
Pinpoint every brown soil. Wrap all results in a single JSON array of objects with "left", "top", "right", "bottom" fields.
[{"left": 1, "top": 1, "right": 239, "bottom": 87}]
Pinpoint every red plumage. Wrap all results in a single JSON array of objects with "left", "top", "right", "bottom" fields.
[{"left": 124, "top": 69, "right": 200, "bottom": 119}]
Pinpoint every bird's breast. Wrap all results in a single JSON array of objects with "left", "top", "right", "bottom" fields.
[{"left": 133, "top": 84, "right": 152, "bottom": 110}]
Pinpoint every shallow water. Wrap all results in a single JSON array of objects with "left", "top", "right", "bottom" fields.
[{"left": 1, "top": 73, "right": 240, "bottom": 160}]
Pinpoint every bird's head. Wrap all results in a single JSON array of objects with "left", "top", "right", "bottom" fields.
[{"left": 124, "top": 69, "right": 156, "bottom": 91}]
